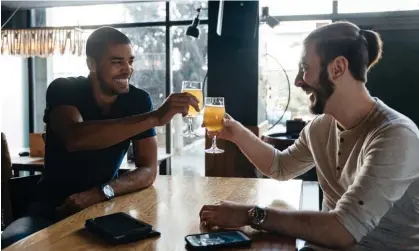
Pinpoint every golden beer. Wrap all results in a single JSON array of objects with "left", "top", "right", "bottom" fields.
[
  {"left": 183, "top": 89, "right": 203, "bottom": 117},
  {"left": 204, "top": 105, "right": 225, "bottom": 132}
]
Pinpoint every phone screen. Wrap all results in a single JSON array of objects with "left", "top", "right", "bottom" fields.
[
  {"left": 92, "top": 213, "right": 150, "bottom": 237},
  {"left": 186, "top": 231, "right": 249, "bottom": 247}
]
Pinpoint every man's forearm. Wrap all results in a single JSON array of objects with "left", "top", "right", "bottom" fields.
[
  {"left": 108, "top": 166, "right": 157, "bottom": 197},
  {"left": 233, "top": 128, "right": 276, "bottom": 176},
  {"left": 258, "top": 209, "right": 356, "bottom": 250},
  {"left": 67, "top": 112, "right": 157, "bottom": 151},
  {"left": 63, "top": 166, "right": 157, "bottom": 214}
]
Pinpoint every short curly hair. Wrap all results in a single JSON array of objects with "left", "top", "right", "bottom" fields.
[{"left": 86, "top": 26, "right": 131, "bottom": 62}]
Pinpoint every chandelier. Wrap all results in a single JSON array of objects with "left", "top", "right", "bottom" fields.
[{"left": 1, "top": 27, "right": 85, "bottom": 58}]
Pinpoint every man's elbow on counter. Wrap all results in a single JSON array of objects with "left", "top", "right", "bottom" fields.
[
  {"left": 149, "top": 166, "right": 158, "bottom": 186},
  {"left": 143, "top": 165, "right": 158, "bottom": 188}
]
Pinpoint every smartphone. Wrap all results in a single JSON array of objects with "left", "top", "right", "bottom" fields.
[
  {"left": 185, "top": 230, "right": 251, "bottom": 250},
  {"left": 85, "top": 212, "right": 160, "bottom": 245}
]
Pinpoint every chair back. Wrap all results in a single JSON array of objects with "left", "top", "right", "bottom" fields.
[{"left": 1, "top": 132, "right": 14, "bottom": 230}]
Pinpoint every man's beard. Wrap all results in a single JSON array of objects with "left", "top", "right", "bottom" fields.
[
  {"left": 96, "top": 69, "right": 118, "bottom": 96},
  {"left": 302, "top": 67, "right": 335, "bottom": 115}
]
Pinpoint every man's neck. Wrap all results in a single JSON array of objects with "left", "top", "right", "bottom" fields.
[
  {"left": 89, "top": 74, "right": 118, "bottom": 109},
  {"left": 326, "top": 84, "right": 375, "bottom": 130}
]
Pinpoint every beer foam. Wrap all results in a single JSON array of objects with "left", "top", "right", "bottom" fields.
[
  {"left": 205, "top": 104, "right": 224, "bottom": 107},
  {"left": 182, "top": 88, "right": 201, "bottom": 91}
]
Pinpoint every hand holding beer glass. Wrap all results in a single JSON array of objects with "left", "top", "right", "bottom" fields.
[
  {"left": 204, "top": 97, "right": 225, "bottom": 154},
  {"left": 181, "top": 81, "right": 203, "bottom": 137}
]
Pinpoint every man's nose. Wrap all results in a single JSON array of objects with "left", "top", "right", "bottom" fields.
[
  {"left": 294, "top": 69, "right": 304, "bottom": 87},
  {"left": 121, "top": 61, "right": 132, "bottom": 73},
  {"left": 295, "top": 78, "right": 305, "bottom": 87}
]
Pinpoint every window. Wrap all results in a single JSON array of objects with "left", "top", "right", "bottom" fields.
[
  {"left": 39, "top": 26, "right": 167, "bottom": 147},
  {"left": 128, "top": 26, "right": 167, "bottom": 148},
  {"left": 259, "top": 21, "right": 331, "bottom": 131},
  {"left": 171, "top": 25, "right": 208, "bottom": 150},
  {"left": 0, "top": 56, "right": 29, "bottom": 155},
  {"left": 260, "top": 0, "right": 333, "bottom": 16},
  {"left": 170, "top": 1, "right": 208, "bottom": 20},
  {"left": 31, "top": 1, "right": 209, "bottom": 153},
  {"left": 47, "top": 27, "right": 166, "bottom": 104},
  {"left": 172, "top": 26, "right": 208, "bottom": 92},
  {"left": 32, "top": 3, "right": 169, "bottom": 149},
  {"left": 32, "top": 2, "right": 166, "bottom": 27},
  {"left": 338, "top": 0, "right": 419, "bottom": 13}
]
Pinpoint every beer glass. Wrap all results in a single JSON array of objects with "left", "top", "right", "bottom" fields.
[
  {"left": 181, "top": 81, "right": 203, "bottom": 137},
  {"left": 204, "top": 97, "right": 225, "bottom": 154}
]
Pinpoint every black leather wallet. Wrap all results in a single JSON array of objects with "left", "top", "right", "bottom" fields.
[{"left": 85, "top": 212, "right": 160, "bottom": 245}]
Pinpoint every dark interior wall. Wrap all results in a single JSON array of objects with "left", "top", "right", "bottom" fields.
[
  {"left": 338, "top": 13, "right": 419, "bottom": 126},
  {"left": 206, "top": 1, "right": 262, "bottom": 178},
  {"left": 207, "top": 0, "right": 261, "bottom": 126},
  {"left": 365, "top": 28, "right": 419, "bottom": 126}
]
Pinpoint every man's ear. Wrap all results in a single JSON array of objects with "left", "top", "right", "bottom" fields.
[
  {"left": 86, "top": 57, "right": 96, "bottom": 72},
  {"left": 328, "top": 56, "right": 348, "bottom": 81}
]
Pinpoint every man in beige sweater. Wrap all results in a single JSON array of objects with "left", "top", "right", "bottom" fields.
[{"left": 199, "top": 21, "right": 419, "bottom": 251}]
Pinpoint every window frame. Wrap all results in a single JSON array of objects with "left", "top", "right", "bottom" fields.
[
  {"left": 29, "top": 1, "right": 209, "bottom": 155},
  {"left": 259, "top": 2, "right": 419, "bottom": 129},
  {"left": 28, "top": 1, "right": 419, "bottom": 151}
]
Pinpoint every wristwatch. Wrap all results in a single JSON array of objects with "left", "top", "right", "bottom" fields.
[
  {"left": 248, "top": 206, "right": 267, "bottom": 227},
  {"left": 101, "top": 184, "right": 115, "bottom": 200}
]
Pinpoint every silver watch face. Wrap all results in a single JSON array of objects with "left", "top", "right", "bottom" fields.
[{"left": 103, "top": 185, "right": 114, "bottom": 199}]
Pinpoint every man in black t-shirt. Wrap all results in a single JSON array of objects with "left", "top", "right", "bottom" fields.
[{"left": 1, "top": 26, "right": 199, "bottom": 248}]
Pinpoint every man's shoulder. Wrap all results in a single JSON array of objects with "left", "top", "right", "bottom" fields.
[
  {"left": 45, "top": 76, "right": 90, "bottom": 106},
  {"left": 305, "top": 114, "right": 334, "bottom": 133},
  {"left": 372, "top": 100, "right": 419, "bottom": 138},
  {"left": 47, "top": 76, "right": 89, "bottom": 94},
  {"left": 297, "top": 115, "right": 334, "bottom": 148}
]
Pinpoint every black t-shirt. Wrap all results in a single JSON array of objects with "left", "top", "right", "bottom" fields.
[{"left": 39, "top": 76, "right": 156, "bottom": 205}]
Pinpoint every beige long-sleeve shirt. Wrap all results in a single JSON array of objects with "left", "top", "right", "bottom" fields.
[{"left": 270, "top": 98, "right": 419, "bottom": 251}]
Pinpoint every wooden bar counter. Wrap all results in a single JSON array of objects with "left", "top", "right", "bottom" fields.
[{"left": 5, "top": 176, "right": 302, "bottom": 251}]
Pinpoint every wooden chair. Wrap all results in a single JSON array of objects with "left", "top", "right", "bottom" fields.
[{"left": 2, "top": 133, "right": 42, "bottom": 230}]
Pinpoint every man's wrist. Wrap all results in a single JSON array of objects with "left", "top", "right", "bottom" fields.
[
  {"left": 87, "top": 187, "right": 107, "bottom": 204},
  {"left": 248, "top": 206, "right": 268, "bottom": 229},
  {"left": 242, "top": 205, "right": 255, "bottom": 226},
  {"left": 148, "top": 110, "right": 160, "bottom": 127},
  {"left": 101, "top": 184, "right": 115, "bottom": 200},
  {"left": 233, "top": 125, "right": 250, "bottom": 146}
]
